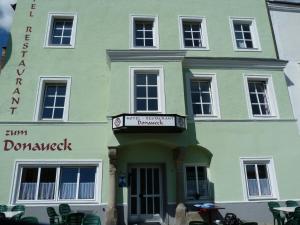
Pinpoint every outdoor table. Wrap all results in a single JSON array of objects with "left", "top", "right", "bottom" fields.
[
  {"left": 195, "top": 206, "right": 225, "bottom": 225},
  {"left": 3, "top": 211, "right": 23, "bottom": 218},
  {"left": 274, "top": 207, "right": 297, "bottom": 213}
]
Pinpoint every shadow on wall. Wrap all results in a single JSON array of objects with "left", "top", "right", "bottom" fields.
[{"left": 285, "top": 73, "right": 294, "bottom": 87}]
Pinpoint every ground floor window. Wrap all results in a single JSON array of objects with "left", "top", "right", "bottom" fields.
[
  {"left": 240, "top": 157, "right": 278, "bottom": 200},
  {"left": 12, "top": 160, "right": 101, "bottom": 204},
  {"left": 184, "top": 165, "right": 209, "bottom": 201}
]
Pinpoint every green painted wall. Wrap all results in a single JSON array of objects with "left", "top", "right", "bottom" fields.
[{"left": 0, "top": 0, "right": 299, "bottom": 211}]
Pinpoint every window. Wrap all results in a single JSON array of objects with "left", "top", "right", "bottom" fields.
[
  {"left": 34, "top": 77, "right": 71, "bottom": 122},
  {"left": 179, "top": 16, "right": 209, "bottom": 50},
  {"left": 188, "top": 74, "right": 220, "bottom": 119},
  {"left": 244, "top": 75, "right": 278, "bottom": 119},
  {"left": 41, "top": 84, "right": 67, "bottom": 120},
  {"left": 230, "top": 17, "right": 261, "bottom": 51},
  {"left": 44, "top": 13, "right": 77, "bottom": 48},
  {"left": 12, "top": 161, "right": 101, "bottom": 204},
  {"left": 130, "top": 67, "right": 165, "bottom": 113},
  {"left": 131, "top": 16, "right": 159, "bottom": 48},
  {"left": 184, "top": 165, "right": 209, "bottom": 201},
  {"left": 240, "top": 158, "right": 278, "bottom": 200}
]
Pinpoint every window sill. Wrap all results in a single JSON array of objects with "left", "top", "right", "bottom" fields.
[
  {"left": 249, "top": 115, "right": 279, "bottom": 120},
  {"left": 193, "top": 115, "right": 221, "bottom": 121},
  {"left": 36, "top": 119, "right": 67, "bottom": 123},
  {"left": 234, "top": 48, "right": 262, "bottom": 52},
  {"left": 247, "top": 196, "right": 277, "bottom": 201},
  {"left": 181, "top": 47, "right": 210, "bottom": 51},
  {"left": 44, "top": 45, "right": 75, "bottom": 49},
  {"left": 130, "top": 46, "right": 159, "bottom": 50}
]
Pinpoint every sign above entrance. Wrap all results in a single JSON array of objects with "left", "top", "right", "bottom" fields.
[{"left": 112, "top": 114, "right": 186, "bottom": 133}]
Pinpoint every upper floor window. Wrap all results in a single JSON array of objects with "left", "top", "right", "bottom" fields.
[
  {"left": 240, "top": 158, "right": 278, "bottom": 200},
  {"left": 179, "top": 16, "right": 209, "bottom": 50},
  {"left": 41, "top": 84, "right": 67, "bottom": 120},
  {"left": 244, "top": 75, "right": 278, "bottom": 119},
  {"left": 184, "top": 165, "right": 209, "bottom": 201},
  {"left": 34, "top": 77, "right": 71, "bottom": 122},
  {"left": 44, "top": 13, "right": 77, "bottom": 48},
  {"left": 230, "top": 17, "right": 261, "bottom": 51},
  {"left": 131, "top": 16, "right": 159, "bottom": 49},
  {"left": 188, "top": 74, "right": 220, "bottom": 119},
  {"left": 130, "top": 67, "right": 165, "bottom": 113}
]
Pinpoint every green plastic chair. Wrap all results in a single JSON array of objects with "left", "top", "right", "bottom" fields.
[
  {"left": 83, "top": 214, "right": 101, "bottom": 225},
  {"left": 286, "top": 201, "right": 299, "bottom": 207},
  {"left": 0, "top": 212, "right": 5, "bottom": 219},
  {"left": 11, "top": 204, "right": 25, "bottom": 221},
  {"left": 286, "top": 201, "right": 299, "bottom": 220},
  {"left": 21, "top": 216, "right": 39, "bottom": 224},
  {"left": 189, "top": 221, "right": 208, "bottom": 225},
  {"left": 0, "top": 205, "right": 8, "bottom": 213},
  {"left": 286, "top": 207, "right": 300, "bottom": 225},
  {"left": 242, "top": 223, "right": 258, "bottom": 225},
  {"left": 47, "top": 207, "right": 60, "bottom": 225},
  {"left": 11, "top": 204, "right": 25, "bottom": 212},
  {"left": 59, "top": 203, "right": 71, "bottom": 224},
  {"left": 293, "top": 207, "right": 300, "bottom": 222},
  {"left": 268, "top": 202, "right": 285, "bottom": 225},
  {"left": 66, "top": 213, "right": 84, "bottom": 225}
]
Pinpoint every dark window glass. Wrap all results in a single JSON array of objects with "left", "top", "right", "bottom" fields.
[
  {"left": 59, "top": 168, "right": 77, "bottom": 199},
  {"left": 38, "top": 168, "right": 56, "bottom": 200},
  {"left": 78, "top": 167, "right": 96, "bottom": 199},
  {"left": 50, "top": 18, "right": 73, "bottom": 45},
  {"left": 19, "top": 168, "right": 38, "bottom": 200},
  {"left": 41, "top": 84, "right": 66, "bottom": 120}
]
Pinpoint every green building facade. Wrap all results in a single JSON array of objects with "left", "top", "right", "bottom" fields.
[{"left": 0, "top": 0, "right": 300, "bottom": 224}]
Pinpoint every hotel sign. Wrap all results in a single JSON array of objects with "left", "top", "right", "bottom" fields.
[{"left": 112, "top": 114, "right": 186, "bottom": 133}]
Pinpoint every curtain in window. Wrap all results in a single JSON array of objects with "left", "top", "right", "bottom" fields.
[
  {"left": 78, "top": 182, "right": 95, "bottom": 199},
  {"left": 19, "top": 182, "right": 36, "bottom": 200},
  {"left": 259, "top": 178, "right": 271, "bottom": 195},
  {"left": 59, "top": 182, "right": 77, "bottom": 199},
  {"left": 247, "top": 179, "right": 259, "bottom": 196},
  {"left": 38, "top": 182, "right": 55, "bottom": 199}
]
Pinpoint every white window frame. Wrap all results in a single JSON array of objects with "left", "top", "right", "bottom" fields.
[
  {"left": 10, "top": 160, "right": 102, "bottom": 205},
  {"left": 34, "top": 76, "right": 71, "bottom": 122},
  {"left": 130, "top": 15, "right": 159, "bottom": 49},
  {"left": 186, "top": 73, "right": 220, "bottom": 120},
  {"left": 178, "top": 16, "right": 209, "bottom": 50},
  {"left": 240, "top": 157, "right": 279, "bottom": 201},
  {"left": 243, "top": 74, "right": 279, "bottom": 119},
  {"left": 129, "top": 66, "right": 165, "bottom": 113},
  {"left": 183, "top": 163, "right": 210, "bottom": 203},
  {"left": 44, "top": 12, "right": 78, "bottom": 48},
  {"left": 229, "top": 17, "right": 261, "bottom": 51}
]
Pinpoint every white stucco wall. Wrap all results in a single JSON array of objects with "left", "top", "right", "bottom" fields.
[{"left": 270, "top": 4, "right": 300, "bottom": 131}]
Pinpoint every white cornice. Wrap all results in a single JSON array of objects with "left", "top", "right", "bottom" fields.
[
  {"left": 107, "top": 50, "right": 187, "bottom": 62},
  {"left": 183, "top": 57, "right": 288, "bottom": 70},
  {"left": 106, "top": 50, "right": 287, "bottom": 70},
  {"left": 268, "top": 2, "right": 300, "bottom": 12}
]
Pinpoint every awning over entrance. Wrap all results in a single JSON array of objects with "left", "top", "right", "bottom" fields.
[{"left": 112, "top": 113, "right": 186, "bottom": 133}]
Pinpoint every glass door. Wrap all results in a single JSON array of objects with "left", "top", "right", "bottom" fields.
[{"left": 129, "top": 166, "right": 162, "bottom": 223}]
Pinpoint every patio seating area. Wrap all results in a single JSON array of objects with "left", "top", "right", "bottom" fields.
[
  {"left": 47, "top": 204, "right": 101, "bottom": 225},
  {"left": 268, "top": 200, "right": 300, "bottom": 225},
  {"left": 0, "top": 203, "right": 101, "bottom": 225},
  {"left": 0, "top": 204, "right": 39, "bottom": 224}
]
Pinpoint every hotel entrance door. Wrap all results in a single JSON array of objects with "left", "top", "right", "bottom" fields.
[{"left": 128, "top": 165, "right": 163, "bottom": 223}]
